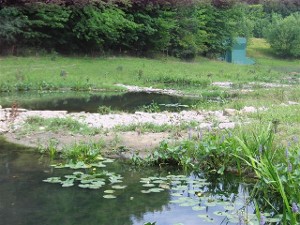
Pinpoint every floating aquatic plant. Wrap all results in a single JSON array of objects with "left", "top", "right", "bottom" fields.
[{"left": 43, "top": 158, "right": 126, "bottom": 198}]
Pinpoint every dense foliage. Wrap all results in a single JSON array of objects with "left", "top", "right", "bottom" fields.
[
  {"left": 0, "top": 0, "right": 299, "bottom": 58},
  {"left": 264, "top": 13, "right": 300, "bottom": 57},
  {"left": 0, "top": 0, "right": 245, "bottom": 58}
]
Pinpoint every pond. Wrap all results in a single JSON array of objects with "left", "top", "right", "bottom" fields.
[
  {"left": 0, "top": 139, "right": 258, "bottom": 225},
  {"left": 0, "top": 91, "right": 214, "bottom": 113}
]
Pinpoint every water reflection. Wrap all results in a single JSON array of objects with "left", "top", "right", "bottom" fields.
[
  {"left": 0, "top": 139, "right": 254, "bottom": 225},
  {"left": 0, "top": 91, "right": 198, "bottom": 113}
]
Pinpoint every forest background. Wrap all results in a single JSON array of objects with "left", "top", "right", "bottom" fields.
[{"left": 1, "top": 0, "right": 300, "bottom": 59}]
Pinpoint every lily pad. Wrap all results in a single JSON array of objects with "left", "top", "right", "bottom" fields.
[
  {"left": 78, "top": 184, "right": 90, "bottom": 189},
  {"left": 103, "top": 195, "right": 116, "bottom": 199},
  {"left": 224, "top": 205, "right": 235, "bottom": 211},
  {"left": 112, "top": 185, "right": 127, "bottom": 189},
  {"left": 192, "top": 206, "right": 206, "bottom": 211},
  {"left": 102, "top": 158, "right": 114, "bottom": 163},
  {"left": 197, "top": 214, "right": 208, "bottom": 219},
  {"left": 62, "top": 183, "right": 74, "bottom": 188},
  {"left": 152, "top": 180, "right": 164, "bottom": 184},
  {"left": 43, "top": 177, "right": 62, "bottom": 184},
  {"left": 90, "top": 162, "right": 106, "bottom": 168},
  {"left": 143, "top": 183, "right": 155, "bottom": 187},
  {"left": 171, "top": 193, "right": 182, "bottom": 197},
  {"left": 148, "top": 188, "right": 164, "bottom": 193},
  {"left": 213, "top": 211, "right": 227, "bottom": 216},
  {"left": 104, "top": 190, "right": 115, "bottom": 194}
]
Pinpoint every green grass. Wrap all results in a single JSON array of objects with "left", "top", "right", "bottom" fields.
[
  {"left": 1, "top": 39, "right": 299, "bottom": 95},
  {"left": 21, "top": 116, "right": 100, "bottom": 135},
  {"left": 247, "top": 38, "right": 300, "bottom": 73},
  {"left": 113, "top": 121, "right": 198, "bottom": 134}
]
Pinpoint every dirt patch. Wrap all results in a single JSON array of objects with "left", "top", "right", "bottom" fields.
[
  {"left": 3, "top": 130, "right": 172, "bottom": 159},
  {"left": 0, "top": 105, "right": 268, "bottom": 157}
]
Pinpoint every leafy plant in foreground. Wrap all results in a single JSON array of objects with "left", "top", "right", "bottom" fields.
[
  {"left": 62, "top": 142, "right": 104, "bottom": 164},
  {"left": 234, "top": 125, "right": 300, "bottom": 224}
]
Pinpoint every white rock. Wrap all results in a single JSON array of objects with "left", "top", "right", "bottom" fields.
[
  {"left": 219, "top": 122, "right": 235, "bottom": 129},
  {"left": 199, "top": 123, "right": 212, "bottom": 129},
  {"left": 212, "top": 82, "right": 233, "bottom": 88},
  {"left": 241, "top": 106, "right": 257, "bottom": 113},
  {"left": 288, "top": 101, "right": 299, "bottom": 105}
]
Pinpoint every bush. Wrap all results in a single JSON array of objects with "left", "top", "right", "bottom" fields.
[
  {"left": 0, "top": 7, "right": 27, "bottom": 54},
  {"left": 264, "top": 13, "right": 300, "bottom": 58}
]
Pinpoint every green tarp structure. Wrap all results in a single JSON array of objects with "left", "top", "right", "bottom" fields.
[{"left": 224, "top": 37, "right": 255, "bottom": 65}]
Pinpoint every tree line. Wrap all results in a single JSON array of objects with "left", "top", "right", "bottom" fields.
[{"left": 0, "top": 0, "right": 299, "bottom": 58}]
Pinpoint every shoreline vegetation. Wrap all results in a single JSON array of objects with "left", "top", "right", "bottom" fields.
[{"left": 1, "top": 0, "right": 300, "bottom": 223}]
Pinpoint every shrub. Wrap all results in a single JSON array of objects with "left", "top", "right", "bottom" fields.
[{"left": 264, "top": 13, "right": 300, "bottom": 58}]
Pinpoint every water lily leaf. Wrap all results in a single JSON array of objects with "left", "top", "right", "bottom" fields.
[
  {"left": 69, "top": 162, "right": 90, "bottom": 169},
  {"left": 140, "top": 179, "right": 151, "bottom": 183},
  {"left": 213, "top": 211, "right": 227, "bottom": 216},
  {"left": 203, "top": 217, "right": 214, "bottom": 223},
  {"left": 103, "top": 195, "right": 116, "bottom": 199},
  {"left": 141, "top": 190, "right": 152, "bottom": 194},
  {"left": 171, "top": 193, "right": 182, "bottom": 197},
  {"left": 152, "top": 180, "right": 164, "bottom": 184},
  {"left": 80, "top": 179, "right": 93, "bottom": 184},
  {"left": 159, "top": 183, "right": 170, "bottom": 189},
  {"left": 171, "top": 185, "right": 187, "bottom": 191},
  {"left": 197, "top": 214, "right": 208, "bottom": 219},
  {"left": 92, "top": 181, "right": 105, "bottom": 186},
  {"left": 96, "top": 155, "right": 104, "bottom": 161},
  {"left": 170, "top": 199, "right": 184, "bottom": 204},
  {"left": 43, "top": 177, "right": 62, "bottom": 184},
  {"left": 148, "top": 188, "right": 164, "bottom": 193},
  {"left": 224, "top": 205, "right": 235, "bottom": 211},
  {"left": 171, "top": 180, "right": 182, "bottom": 185},
  {"left": 65, "top": 175, "right": 76, "bottom": 179},
  {"left": 192, "top": 206, "right": 206, "bottom": 211},
  {"left": 90, "top": 162, "right": 106, "bottom": 168},
  {"left": 112, "top": 185, "right": 127, "bottom": 189},
  {"left": 88, "top": 185, "right": 101, "bottom": 189},
  {"left": 78, "top": 184, "right": 90, "bottom": 189},
  {"left": 102, "top": 158, "right": 114, "bottom": 163},
  {"left": 104, "top": 190, "right": 115, "bottom": 194},
  {"left": 62, "top": 182, "right": 74, "bottom": 188},
  {"left": 143, "top": 183, "right": 155, "bottom": 187}
]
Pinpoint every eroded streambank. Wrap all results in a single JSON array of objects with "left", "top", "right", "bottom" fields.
[{"left": 0, "top": 105, "right": 266, "bottom": 158}]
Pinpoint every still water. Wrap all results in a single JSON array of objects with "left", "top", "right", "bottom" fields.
[
  {"left": 0, "top": 139, "right": 256, "bottom": 225},
  {"left": 0, "top": 91, "right": 200, "bottom": 113}
]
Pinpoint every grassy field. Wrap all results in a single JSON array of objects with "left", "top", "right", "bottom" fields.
[{"left": 0, "top": 38, "right": 299, "bottom": 94}]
